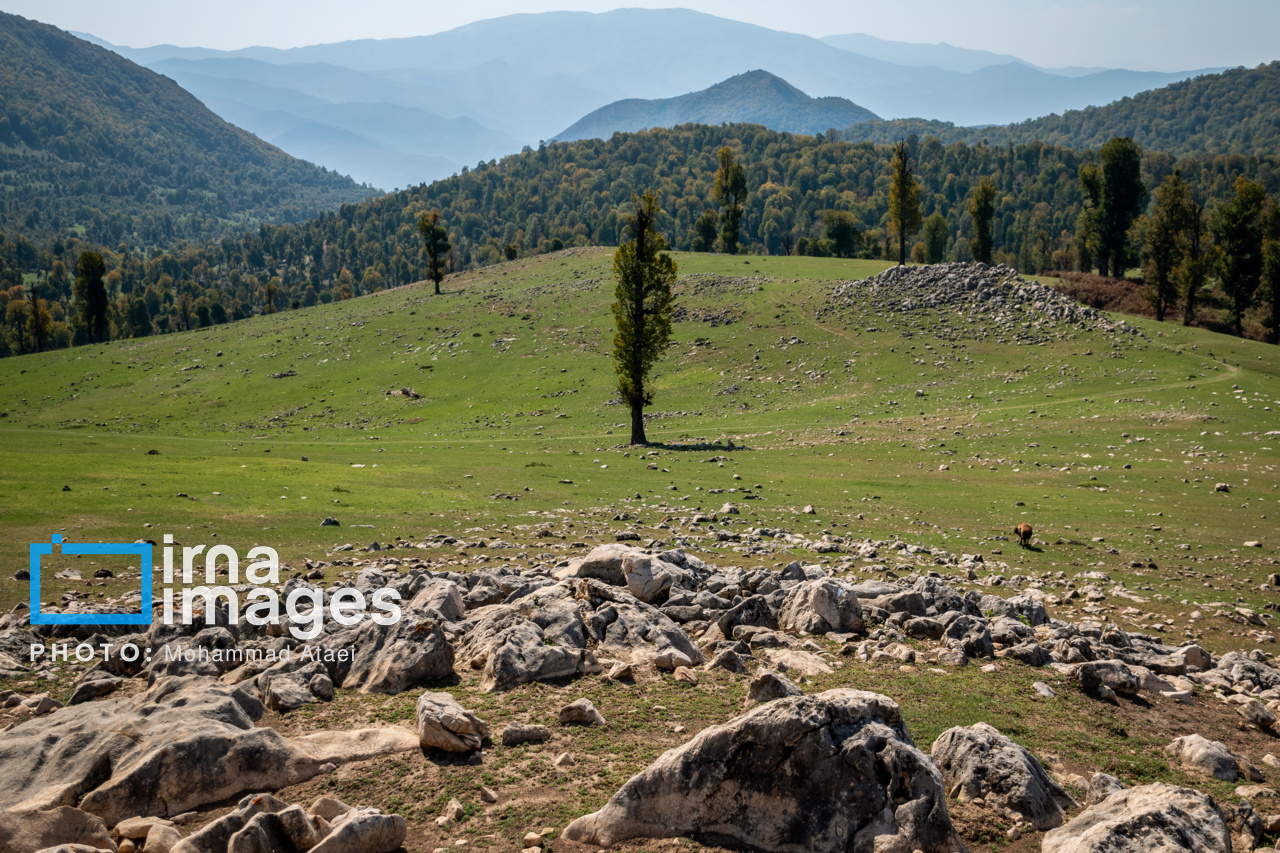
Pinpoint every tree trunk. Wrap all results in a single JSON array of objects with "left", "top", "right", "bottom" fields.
[
  {"left": 898, "top": 232, "right": 906, "bottom": 266},
  {"left": 630, "top": 402, "right": 647, "bottom": 446}
]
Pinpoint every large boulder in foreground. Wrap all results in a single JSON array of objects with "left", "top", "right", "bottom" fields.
[
  {"left": 563, "top": 689, "right": 965, "bottom": 853},
  {"left": 778, "top": 579, "right": 864, "bottom": 636},
  {"left": 0, "top": 676, "right": 417, "bottom": 827},
  {"left": 1042, "top": 783, "right": 1229, "bottom": 853},
  {"left": 931, "top": 722, "right": 1076, "bottom": 830}
]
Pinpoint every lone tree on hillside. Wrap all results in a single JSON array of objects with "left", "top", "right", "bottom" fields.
[
  {"left": 417, "top": 210, "right": 452, "bottom": 294},
  {"left": 611, "top": 193, "right": 677, "bottom": 446},
  {"left": 712, "top": 147, "right": 748, "bottom": 255},
  {"left": 1143, "top": 172, "right": 1194, "bottom": 322},
  {"left": 968, "top": 177, "right": 997, "bottom": 264},
  {"left": 74, "top": 251, "right": 109, "bottom": 343},
  {"left": 1213, "top": 176, "right": 1267, "bottom": 337},
  {"left": 1078, "top": 137, "right": 1146, "bottom": 277},
  {"left": 888, "top": 141, "right": 922, "bottom": 266}
]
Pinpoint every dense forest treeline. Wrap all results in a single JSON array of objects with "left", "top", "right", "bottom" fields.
[
  {"left": 0, "top": 11, "right": 373, "bottom": 247},
  {"left": 2, "top": 122, "right": 1279, "bottom": 356},
  {"left": 843, "top": 63, "right": 1280, "bottom": 159}
]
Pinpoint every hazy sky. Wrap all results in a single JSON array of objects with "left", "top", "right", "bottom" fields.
[{"left": 4, "top": 0, "right": 1278, "bottom": 71}]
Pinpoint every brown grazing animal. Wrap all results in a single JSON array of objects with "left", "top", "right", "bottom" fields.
[{"left": 1015, "top": 523, "right": 1033, "bottom": 547}]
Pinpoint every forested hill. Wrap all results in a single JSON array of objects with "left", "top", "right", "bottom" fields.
[
  {"left": 195, "top": 122, "right": 1279, "bottom": 293},
  {"left": 0, "top": 12, "right": 374, "bottom": 246},
  {"left": 843, "top": 62, "right": 1280, "bottom": 158},
  {"left": 557, "top": 71, "right": 879, "bottom": 141}
]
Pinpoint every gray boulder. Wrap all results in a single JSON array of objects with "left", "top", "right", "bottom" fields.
[
  {"left": 563, "top": 689, "right": 966, "bottom": 853},
  {"left": 777, "top": 579, "right": 864, "bottom": 636},
  {"left": 931, "top": 722, "right": 1077, "bottom": 830},
  {"left": 0, "top": 806, "right": 117, "bottom": 853},
  {"left": 622, "top": 553, "right": 685, "bottom": 604},
  {"left": 746, "top": 672, "right": 803, "bottom": 704},
  {"left": 1071, "top": 660, "right": 1142, "bottom": 696},
  {"left": 559, "top": 698, "right": 606, "bottom": 727},
  {"left": 0, "top": 677, "right": 417, "bottom": 827},
  {"left": 1042, "top": 783, "right": 1229, "bottom": 853},
  {"left": 1165, "top": 733, "right": 1263, "bottom": 782},
  {"left": 552, "top": 543, "right": 637, "bottom": 585},
  {"left": 416, "top": 692, "right": 489, "bottom": 752},
  {"left": 1086, "top": 773, "right": 1123, "bottom": 806},
  {"left": 501, "top": 723, "right": 552, "bottom": 747},
  {"left": 339, "top": 612, "right": 455, "bottom": 695}
]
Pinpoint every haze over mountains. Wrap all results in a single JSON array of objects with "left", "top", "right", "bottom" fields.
[
  {"left": 557, "top": 71, "right": 879, "bottom": 142},
  {"left": 86, "top": 8, "right": 1213, "bottom": 191}
]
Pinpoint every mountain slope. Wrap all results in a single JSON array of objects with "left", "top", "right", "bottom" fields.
[
  {"left": 0, "top": 12, "right": 372, "bottom": 246},
  {"left": 843, "top": 62, "right": 1280, "bottom": 158},
  {"left": 556, "top": 71, "right": 879, "bottom": 141}
]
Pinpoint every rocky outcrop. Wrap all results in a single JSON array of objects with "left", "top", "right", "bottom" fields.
[
  {"left": 931, "top": 722, "right": 1077, "bottom": 830},
  {"left": 1042, "top": 783, "right": 1230, "bottom": 853},
  {"left": 777, "top": 579, "right": 864, "bottom": 635},
  {"left": 169, "top": 792, "right": 404, "bottom": 853},
  {"left": 0, "top": 677, "right": 416, "bottom": 827},
  {"left": 563, "top": 689, "right": 965, "bottom": 853}
]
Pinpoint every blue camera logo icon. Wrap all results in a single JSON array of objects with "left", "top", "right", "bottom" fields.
[{"left": 29, "top": 535, "right": 153, "bottom": 626}]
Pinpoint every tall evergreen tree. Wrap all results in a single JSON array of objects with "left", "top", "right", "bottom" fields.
[
  {"left": 417, "top": 210, "right": 452, "bottom": 295},
  {"left": 1182, "top": 201, "right": 1209, "bottom": 327},
  {"left": 611, "top": 193, "right": 677, "bottom": 446},
  {"left": 1260, "top": 197, "right": 1280, "bottom": 344},
  {"left": 888, "top": 142, "right": 922, "bottom": 266},
  {"left": 968, "top": 177, "right": 997, "bottom": 265},
  {"left": 1085, "top": 137, "right": 1147, "bottom": 277},
  {"left": 1213, "top": 177, "right": 1267, "bottom": 337},
  {"left": 1142, "top": 172, "right": 1194, "bottom": 322},
  {"left": 74, "top": 251, "right": 109, "bottom": 343},
  {"left": 712, "top": 147, "right": 748, "bottom": 255}
]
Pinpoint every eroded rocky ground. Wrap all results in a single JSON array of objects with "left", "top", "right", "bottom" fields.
[{"left": 4, "top": 526, "right": 1280, "bottom": 853}]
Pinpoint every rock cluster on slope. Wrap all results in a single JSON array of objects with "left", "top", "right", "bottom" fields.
[{"left": 826, "top": 262, "right": 1141, "bottom": 344}]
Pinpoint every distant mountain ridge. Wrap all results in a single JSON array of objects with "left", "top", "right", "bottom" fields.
[
  {"left": 556, "top": 71, "right": 879, "bottom": 141},
  {"left": 842, "top": 62, "right": 1280, "bottom": 158},
  {"left": 0, "top": 12, "right": 371, "bottom": 246},
  {"left": 84, "top": 8, "right": 1210, "bottom": 189}
]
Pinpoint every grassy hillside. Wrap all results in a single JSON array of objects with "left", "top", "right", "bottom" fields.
[
  {"left": 1, "top": 250, "right": 1277, "bottom": 654},
  {"left": 844, "top": 62, "right": 1280, "bottom": 158},
  {"left": 0, "top": 12, "right": 373, "bottom": 246},
  {"left": 556, "top": 71, "right": 879, "bottom": 141}
]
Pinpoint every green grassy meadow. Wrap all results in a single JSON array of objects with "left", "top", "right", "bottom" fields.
[{"left": 1, "top": 249, "right": 1277, "bottom": 648}]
